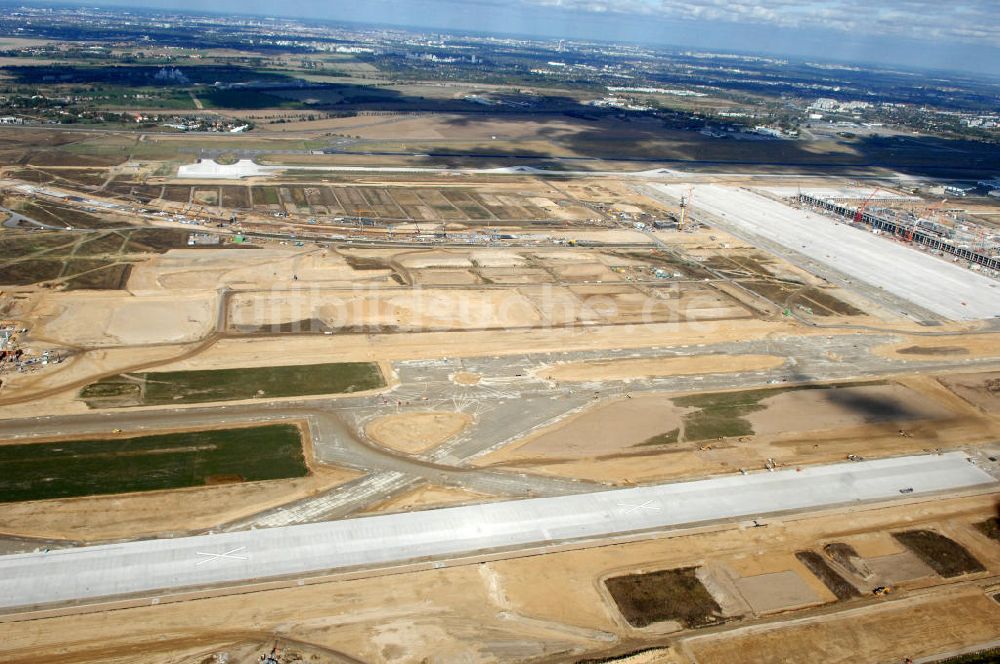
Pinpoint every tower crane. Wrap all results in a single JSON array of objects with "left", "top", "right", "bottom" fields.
[
  {"left": 678, "top": 186, "right": 694, "bottom": 231},
  {"left": 854, "top": 188, "right": 881, "bottom": 223},
  {"left": 904, "top": 198, "right": 948, "bottom": 242}
]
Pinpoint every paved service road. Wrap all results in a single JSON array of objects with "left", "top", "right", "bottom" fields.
[{"left": 0, "top": 452, "right": 992, "bottom": 612}]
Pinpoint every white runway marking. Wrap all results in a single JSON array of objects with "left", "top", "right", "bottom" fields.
[
  {"left": 194, "top": 547, "right": 248, "bottom": 566},
  {"left": 618, "top": 500, "right": 661, "bottom": 513}
]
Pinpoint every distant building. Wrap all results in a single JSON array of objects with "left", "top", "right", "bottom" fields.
[{"left": 810, "top": 98, "right": 838, "bottom": 111}]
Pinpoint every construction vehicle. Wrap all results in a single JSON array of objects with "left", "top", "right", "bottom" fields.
[{"left": 872, "top": 585, "right": 892, "bottom": 596}]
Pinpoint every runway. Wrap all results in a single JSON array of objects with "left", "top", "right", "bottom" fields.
[
  {"left": 652, "top": 184, "right": 1000, "bottom": 321},
  {"left": 0, "top": 452, "right": 993, "bottom": 612}
]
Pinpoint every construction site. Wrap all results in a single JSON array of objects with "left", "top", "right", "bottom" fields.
[
  {"left": 0, "top": 117, "right": 999, "bottom": 664},
  {"left": 796, "top": 188, "right": 1000, "bottom": 276}
]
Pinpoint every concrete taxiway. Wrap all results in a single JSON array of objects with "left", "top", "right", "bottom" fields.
[{"left": 0, "top": 452, "right": 993, "bottom": 612}]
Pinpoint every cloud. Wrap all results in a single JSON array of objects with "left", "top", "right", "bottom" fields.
[{"left": 519, "top": 0, "right": 1000, "bottom": 47}]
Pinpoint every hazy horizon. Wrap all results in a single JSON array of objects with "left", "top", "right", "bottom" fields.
[{"left": 28, "top": 0, "right": 1000, "bottom": 78}]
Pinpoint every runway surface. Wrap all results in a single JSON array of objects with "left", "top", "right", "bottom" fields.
[
  {"left": 654, "top": 184, "right": 1000, "bottom": 321},
  {"left": 0, "top": 452, "right": 993, "bottom": 612}
]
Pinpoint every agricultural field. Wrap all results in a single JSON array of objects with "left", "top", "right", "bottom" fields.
[
  {"left": 80, "top": 361, "right": 385, "bottom": 407},
  {"left": 0, "top": 424, "right": 308, "bottom": 503}
]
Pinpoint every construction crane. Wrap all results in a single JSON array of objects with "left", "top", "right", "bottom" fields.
[
  {"left": 678, "top": 186, "right": 694, "bottom": 231},
  {"left": 854, "top": 188, "right": 881, "bottom": 223},
  {"left": 900, "top": 198, "right": 948, "bottom": 242}
]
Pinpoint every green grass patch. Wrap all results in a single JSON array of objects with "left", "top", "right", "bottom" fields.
[
  {"left": 252, "top": 186, "right": 281, "bottom": 206},
  {"left": 0, "top": 424, "right": 307, "bottom": 503},
  {"left": 81, "top": 361, "right": 384, "bottom": 407}
]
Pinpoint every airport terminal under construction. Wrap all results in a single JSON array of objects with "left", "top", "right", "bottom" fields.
[{"left": 797, "top": 191, "right": 1000, "bottom": 274}]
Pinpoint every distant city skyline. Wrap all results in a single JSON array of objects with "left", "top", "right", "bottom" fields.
[{"left": 33, "top": 0, "right": 1000, "bottom": 76}]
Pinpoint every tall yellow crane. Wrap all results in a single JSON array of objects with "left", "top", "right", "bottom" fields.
[{"left": 678, "top": 186, "right": 694, "bottom": 231}]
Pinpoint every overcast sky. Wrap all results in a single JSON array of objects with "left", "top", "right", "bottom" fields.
[{"left": 51, "top": 0, "right": 1000, "bottom": 76}]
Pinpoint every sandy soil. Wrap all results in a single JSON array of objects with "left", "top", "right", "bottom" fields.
[
  {"left": 725, "top": 551, "right": 835, "bottom": 607},
  {"left": 686, "top": 591, "right": 1000, "bottom": 664},
  {"left": 452, "top": 371, "right": 482, "bottom": 385},
  {"left": 409, "top": 268, "right": 481, "bottom": 286},
  {"left": 476, "top": 378, "right": 1000, "bottom": 485},
  {"left": 0, "top": 464, "right": 361, "bottom": 542},
  {"left": 32, "top": 292, "right": 217, "bottom": 347},
  {"left": 938, "top": 371, "right": 1000, "bottom": 414},
  {"left": 128, "top": 248, "right": 380, "bottom": 293},
  {"left": 365, "top": 411, "right": 473, "bottom": 454},
  {"left": 478, "top": 395, "right": 688, "bottom": 460},
  {"left": 542, "top": 354, "right": 784, "bottom": 382},
  {"left": 734, "top": 570, "right": 823, "bottom": 614},
  {"left": 746, "top": 383, "right": 955, "bottom": 436},
  {"left": 364, "top": 483, "right": 491, "bottom": 514},
  {"left": 157, "top": 319, "right": 826, "bottom": 371},
  {"left": 228, "top": 288, "right": 543, "bottom": 330}
]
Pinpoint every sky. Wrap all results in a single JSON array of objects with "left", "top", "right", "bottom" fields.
[{"left": 47, "top": 0, "right": 1000, "bottom": 76}]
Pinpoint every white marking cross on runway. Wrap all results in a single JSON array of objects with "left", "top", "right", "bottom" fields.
[
  {"left": 618, "top": 500, "right": 660, "bottom": 514},
  {"left": 195, "top": 546, "right": 249, "bottom": 566}
]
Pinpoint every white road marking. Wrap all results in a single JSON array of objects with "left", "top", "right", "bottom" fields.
[
  {"left": 618, "top": 500, "right": 661, "bottom": 513},
  {"left": 194, "top": 546, "right": 248, "bottom": 566}
]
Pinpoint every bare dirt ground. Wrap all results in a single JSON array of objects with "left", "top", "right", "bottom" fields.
[
  {"left": 161, "top": 318, "right": 816, "bottom": 368},
  {"left": 541, "top": 354, "right": 784, "bottom": 382},
  {"left": 475, "top": 375, "right": 1000, "bottom": 485},
  {"left": 365, "top": 411, "right": 473, "bottom": 454},
  {"left": 745, "top": 382, "right": 954, "bottom": 436},
  {"left": 476, "top": 395, "right": 690, "bottom": 460},
  {"left": 364, "top": 483, "right": 491, "bottom": 514},
  {"left": 31, "top": 291, "right": 217, "bottom": 347},
  {"left": 937, "top": 371, "right": 1000, "bottom": 414},
  {"left": 685, "top": 591, "right": 1000, "bottom": 664}
]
